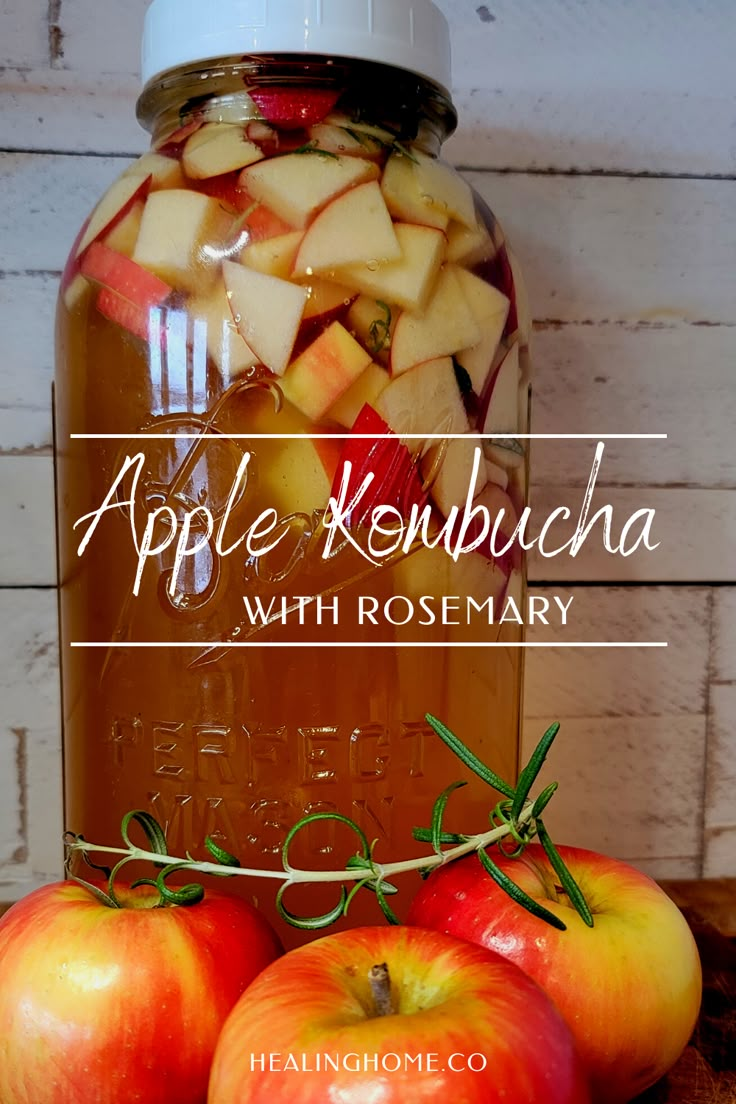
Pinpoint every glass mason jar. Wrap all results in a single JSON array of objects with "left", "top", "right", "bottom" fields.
[{"left": 55, "top": 0, "right": 531, "bottom": 944}]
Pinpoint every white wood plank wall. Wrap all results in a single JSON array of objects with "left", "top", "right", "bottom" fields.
[{"left": 0, "top": 0, "right": 734, "bottom": 898}]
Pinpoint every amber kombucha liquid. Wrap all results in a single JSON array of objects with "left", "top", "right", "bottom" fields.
[{"left": 55, "top": 97, "right": 528, "bottom": 945}]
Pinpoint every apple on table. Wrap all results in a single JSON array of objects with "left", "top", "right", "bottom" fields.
[
  {"left": 408, "top": 844, "right": 703, "bottom": 1104},
  {"left": 208, "top": 925, "right": 591, "bottom": 1104},
  {"left": 0, "top": 881, "right": 282, "bottom": 1104}
]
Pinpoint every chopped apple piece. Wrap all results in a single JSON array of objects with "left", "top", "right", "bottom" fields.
[
  {"left": 124, "top": 153, "right": 184, "bottom": 190},
  {"left": 306, "top": 124, "right": 385, "bottom": 159},
  {"left": 485, "top": 459, "right": 510, "bottom": 492},
  {"left": 241, "top": 231, "right": 304, "bottom": 279},
  {"left": 81, "top": 241, "right": 172, "bottom": 305},
  {"left": 292, "top": 182, "right": 400, "bottom": 276},
  {"left": 190, "top": 281, "right": 258, "bottom": 378},
  {"left": 424, "top": 436, "right": 488, "bottom": 518},
  {"left": 381, "top": 153, "right": 448, "bottom": 231},
  {"left": 240, "top": 153, "right": 379, "bottom": 229},
  {"left": 376, "top": 356, "right": 469, "bottom": 450},
  {"left": 63, "top": 274, "right": 89, "bottom": 313},
  {"left": 80, "top": 242, "right": 171, "bottom": 343},
  {"left": 223, "top": 260, "right": 308, "bottom": 377},
  {"left": 347, "top": 296, "right": 397, "bottom": 363},
  {"left": 246, "top": 393, "right": 334, "bottom": 516},
  {"left": 382, "top": 150, "right": 477, "bottom": 230},
  {"left": 328, "top": 362, "right": 390, "bottom": 429},
  {"left": 250, "top": 87, "right": 340, "bottom": 129},
  {"left": 302, "top": 279, "right": 356, "bottom": 322},
  {"left": 280, "top": 323, "right": 373, "bottom": 421},
  {"left": 446, "top": 218, "right": 496, "bottom": 265},
  {"left": 182, "top": 123, "right": 264, "bottom": 179},
  {"left": 393, "top": 544, "right": 508, "bottom": 614},
  {"left": 330, "top": 404, "right": 427, "bottom": 527},
  {"left": 243, "top": 201, "right": 295, "bottom": 241},
  {"left": 454, "top": 267, "right": 510, "bottom": 394},
  {"left": 76, "top": 173, "right": 152, "bottom": 258},
  {"left": 481, "top": 344, "right": 521, "bottom": 436},
  {"left": 333, "top": 223, "right": 445, "bottom": 313},
  {"left": 104, "top": 200, "right": 144, "bottom": 257},
  {"left": 323, "top": 114, "right": 397, "bottom": 142},
  {"left": 484, "top": 438, "right": 525, "bottom": 472},
  {"left": 133, "top": 190, "right": 231, "bottom": 293},
  {"left": 390, "top": 266, "right": 482, "bottom": 377}
]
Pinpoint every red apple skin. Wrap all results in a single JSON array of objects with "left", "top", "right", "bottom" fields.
[
  {"left": 208, "top": 925, "right": 591, "bottom": 1104},
  {"left": 0, "top": 881, "right": 283, "bottom": 1104},
  {"left": 408, "top": 845, "right": 703, "bottom": 1104}
]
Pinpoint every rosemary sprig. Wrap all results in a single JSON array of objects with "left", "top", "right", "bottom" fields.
[{"left": 65, "top": 717, "right": 592, "bottom": 931}]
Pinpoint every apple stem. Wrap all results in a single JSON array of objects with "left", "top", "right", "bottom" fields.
[{"left": 369, "top": 963, "right": 395, "bottom": 1017}]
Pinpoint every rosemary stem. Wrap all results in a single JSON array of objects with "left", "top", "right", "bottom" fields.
[{"left": 70, "top": 805, "right": 536, "bottom": 888}]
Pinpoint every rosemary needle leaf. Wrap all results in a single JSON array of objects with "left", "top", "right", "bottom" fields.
[
  {"left": 205, "top": 836, "right": 242, "bottom": 869},
  {"left": 477, "top": 847, "right": 567, "bottom": 931},
  {"left": 511, "top": 722, "right": 561, "bottom": 821},
  {"left": 536, "top": 818, "right": 594, "bottom": 928},
  {"left": 531, "top": 781, "right": 559, "bottom": 818},
  {"left": 277, "top": 884, "right": 349, "bottom": 931},
  {"left": 431, "top": 781, "right": 468, "bottom": 855},
  {"left": 426, "top": 714, "right": 515, "bottom": 799},
  {"left": 120, "top": 810, "right": 169, "bottom": 858}
]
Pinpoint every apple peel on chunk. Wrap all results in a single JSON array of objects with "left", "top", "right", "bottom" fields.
[
  {"left": 330, "top": 404, "right": 428, "bottom": 527},
  {"left": 81, "top": 242, "right": 172, "bottom": 306},
  {"left": 223, "top": 260, "right": 308, "bottom": 377},
  {"left": 249, "top": 87, "right": 339, "bottom": 129},
  {"left": 292, "top": 181, "right": 400, "bottom": 276},
  {"left": 240, "top": 153, "right": 379, "bottom": 230},
  {"left": 390, "top": 265, "right": 482, "bottom": 377},
  {"left": 76, "top": 173, "right": 153, "bottom": 258},
  {"left": 280, "top": 322, "right": 373, "bottom": 421}
]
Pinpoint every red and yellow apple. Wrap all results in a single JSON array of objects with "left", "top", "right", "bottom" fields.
[
  {"left": 208, "top": 925, "right": 591, "bottom": 1104},
  {"left": 0, "top": 881, "right": 282, "bottom": 1104},
  {"left": 408, "top": 844, "right": 703, "bottom": 1104}
]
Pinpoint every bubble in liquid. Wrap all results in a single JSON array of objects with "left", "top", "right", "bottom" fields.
[{"left": 366, "top": 260, "right": 379, "bottom": 271}]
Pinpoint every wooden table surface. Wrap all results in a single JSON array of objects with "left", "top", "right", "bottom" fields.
[{"left": 2, "top": 880, "right": 734, "bottom": 1101}]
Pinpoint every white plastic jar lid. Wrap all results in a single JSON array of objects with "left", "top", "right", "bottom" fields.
[{"left": 141, "top": 0, "right": 452, "bottom": 93}]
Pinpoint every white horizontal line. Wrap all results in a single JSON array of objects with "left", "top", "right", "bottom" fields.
[
  {"left": 71, "top": 641, "right": 669, "bottom": 649},
  {"left": 69, "top": 433, "right": 668, "bottom": 441}
]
